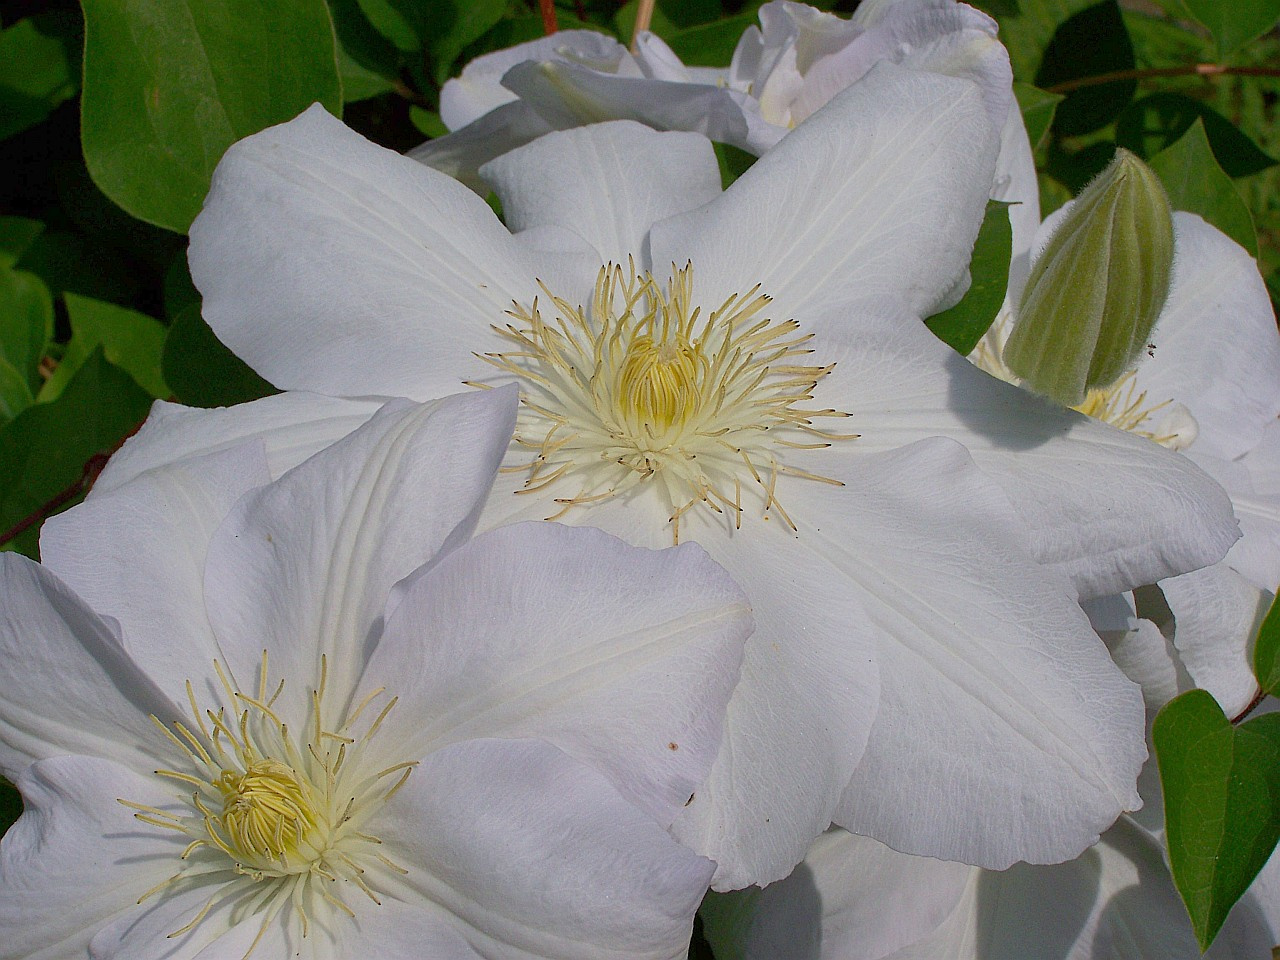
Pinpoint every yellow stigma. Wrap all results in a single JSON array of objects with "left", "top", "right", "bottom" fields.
[
  {"left": 215, "top": 758, "right": 316, "bottom": 863},
  {"left": 618, "top": 335, "right": 700, "bottom": 431},
  {"left": 478, "top": 260, "right": 857, "bottom": 542}
]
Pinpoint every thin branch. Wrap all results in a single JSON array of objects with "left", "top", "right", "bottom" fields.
[
  {"left": 1046, "top": 64, "right": 1280, "bottom": 95},
  {"left": 0, "top": 419, "right": 144, "bottom": 547},
  {"left": 631, "top": 0, "right": 656, "bottom": 52},
  {"left": 1231, "top": 687, "right": 1268, "bottom": 725},
  {"left": 391, "top": 78, "right": 431, "bottom": 110},
  {"left": 539, "top": 0, "right": 557, "bottom": 35}
]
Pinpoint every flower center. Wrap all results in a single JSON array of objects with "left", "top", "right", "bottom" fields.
[
  {"left": 122, "top": 656, "right": 412, "bottom": 956},
  {"left": 215, "top": 758, "right": 316, "bottom": 863},
  {"left": 480, "top": 261, "right": 856, "bottom": 542}
]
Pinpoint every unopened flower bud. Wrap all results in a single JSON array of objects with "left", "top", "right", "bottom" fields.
[{"left": 1002, "top": 149, "right": 1174, "bottom": 407}]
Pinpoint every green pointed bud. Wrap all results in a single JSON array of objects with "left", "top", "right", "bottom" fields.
[{"left": 1002, "top": 148, "right": 1174, "bottom": 407}]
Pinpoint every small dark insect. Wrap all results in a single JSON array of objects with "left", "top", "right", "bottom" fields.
[{"left": 684, "top": 793, "right": 696, "bottom": 807}]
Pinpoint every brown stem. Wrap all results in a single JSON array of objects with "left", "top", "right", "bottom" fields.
[
  {"left": 631, "top": 0, "right": 656, "bottom": 52},
  {"left": 539, "top": 0, "right": 558, "bottom": 34},
  {"left": 1046, "top": 64, "right": 1280, "bottom": 95},
  {"left": 1231, "top": 687, "right": 1268, "bottom": 725},
  {"left": 391, "top": 78, "right": 431, "bottom": 109},
  {"left": 0, "top": 419, "right": 144, "bottom": 547}
]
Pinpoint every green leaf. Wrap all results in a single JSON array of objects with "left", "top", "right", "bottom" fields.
[
  {"left": 422, "top": 0, "right": 508, "bottom": 83},
  {"left": 161, "top": 303, "right": 276, "bottom": 408},
  {"left": 0, "top": 349, "right": 153, "bottom": 556},
  {"left": 1034, "top": 0, "right": 1135, "bottom": 136},
  {"left": 0, "top": 777, "right": 21, "bottom": 836},
  {"left": 925, "top": 200, "right": 1013, "bottom": 355},
  {"left": 0, "top": 217, "right": 45, "bottom": 269},
  {"left": 410, "top": 107, "right": 449, "bottom": 139},
  {"left": 0, "top": 14, "right": 79, "bottom": 141},
  {"left": 1115, "top": 93, "right": 1277, "bottom": 178},
  {"left": 1154, "top": 690, "right": 1280, "bottom": 951},
  {"left": 664, "top": 14, "right": 760, "bottom": 67},
  {"left": 713, "top": 142, "right": 757, "bottom": 190},
  {"left": 1013, "top": 82, "right": 1063, "bottom": 151},
  {"left": 15, "top": 230, "right": 145, "bottom": 306},
  {"left": 0, "top": 267, "right": 53, "bottom": 397},
  {"left": 1252, "top": 590, "right": 1280, "bottom": 697},
  {"left": 0, "top": 358, "right": 34, "bottom": 422},
  {"left": 80, "top": 0, "right": 344, "bottom": 233},
  {"left": 354, "top": 0, "right": 422, "bottom": 52},
  {"left": 1150, "top": 119, "right": 1258, "bottom": 257},
  {"left": 1180, "top": 0, "right": 1280, "bottom": 59},
  {"left": 39, "top": 294, "right": 169, "bottom": 402},
  {"left": 329, "top": 0, "right": 401, "bottom": 102},
  {"left": 997, "top": 0, "right": 1099, "bottom": 83}
]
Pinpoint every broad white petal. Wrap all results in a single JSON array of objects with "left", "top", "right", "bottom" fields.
[
  {"left": 378, "top": 738, "right": 713, "bottom": 960},
  {"left": 885, "top": 817, "right": 1276, "bottom": 960},
  {"left": 805, "top": 437, "right": 1145, "bottom": 867},
  {"left": 735, "top": 829, "right": 972, "bottom": 960},
  {"left": 0, "top": 554, "right": 176, "bottom": 779},
  {"left": 203, "top": 389, "right": 515, "bottom": 721},
  {"left": 0, "top": 756, "right": 181, "bottom": 960},
  {"left": 189, "top": 104, "right": 592, "bottom": 400},
  {"left": 794, "top": 0, "right": 1009, "bottom": 136},
  {"left": 1100, "top": 614, "right": 1191, "bottom": 712},
  {"left": 362, "top": 521, "right": 750, "bottom": 827},
  {"left": 820, "top": 314, "right": 1239, "bottom": 598},
  {"left": 501, "top": 60, "right": 768, "bottom": 154},
  {"left": 649, "top": 62, "right": 998, "bottom": 323},
  {"left": 93, "top": 393, "right": 381, "bottom": 492},
  {"left": 40, "top": 446, "right": 268, "bottom": 696},
  {"left": 996, "top": 102, "right": 1042, "bottom": 305},
  {"left": 1137, "top": 213, "right": 1280, "bottom": 461},
  {"left": 438, "top": 30, "right": 633, "bottom": 129},
  {"left": 481, "top": 121, "right": 721, "bottom": 266},
  {"left": 1212, "top": 419, "right": 1280, "bottom": 591},
  {"left": 88, "top": 883, "right": 284, "bottom": 960},
  {"left": 1160, "top": 565, "right": 1268, "bottom": 718},
  {"left": 409, "top": 100, "right": 556, "bottom": 194},
  {"left": 337, "top": 900, "right": 483, "bottom": 959}
]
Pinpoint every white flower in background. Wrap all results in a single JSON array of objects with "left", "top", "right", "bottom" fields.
[
  {"left": 974, "top": 209, "right": 1280, "bottom": 717},
  {"left": 0, "top": 387, "right": 754, "bottom": 960},
  {"left": 411, "top": 0, "right": 1042, "bottom": 292},
  {"left": 703, "top": 814, "right": 1279, "bottom": 959},
  {"left": 170, "top": 69, "right": 1239, "bottom": 889}
]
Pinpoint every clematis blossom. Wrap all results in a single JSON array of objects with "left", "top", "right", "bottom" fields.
[
  {"left": 0, "top": 387, "right": 755, "bottom": 959},
  {"left": 975, "top": 209, "right": 1280, "bottom": 718},
  {"left": 172, "top": 66, "right": 1243, "bottom": 890},
  {"left": 410, "top": 0, "right": 1041, "bottom": 290}
]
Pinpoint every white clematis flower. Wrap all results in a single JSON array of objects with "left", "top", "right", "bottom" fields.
[
  {"left": 0, "top": 387, "right": 754, "bottom": 960},
  {"left": 704, "top": 819, "right": 1279, "bottom": 959},
  {"left": 177, "top": 68, "right": 1240, "bottom": 889},
  {"left": 411, "top": 0, "right": 1041, "bottom": 287},
  {"left": 977, "top": 210, "right": 1280, "bottom": 717}
]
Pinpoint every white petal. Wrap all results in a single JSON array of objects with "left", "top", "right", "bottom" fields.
[
  {"left": 378, "top": 738, "right": 713, "bottom": 960},
  {"left": 1209, "top": 419, "right": 1280, "bottom": 592},
  {"left": 480, "top": 121, "right": 721, "bottom": 266},
  {"left": 1137, "top": 213, "right": 1280, "bottom": 461},
  {"left": 0, "top": 756, "right": 182, "bottom": 960},
  {"left": 93, "top": 392, "right": 381, "bottom": 493},
  {"left": 337, "top": 900, "right": 483, "bottom": 959},
  {"left": 88, "top": 883, "right": 282, "bottom": 960},
  {"left": 500, "top": 60, "right": 770, "bottom": 153},
  {"left": 0, "top": 554, "right": 176, "bottom": 779},
  {"left": 1100, "top": 614, "right": 1191, "bottom": 712},
  {"left": 649, "top": 61, "right": 998, "bottom": 323},
  {"left": 1160, "top": 564, "right": 1268, "bottom": 717},
  {"left": 795, "top": 0, "right": 1010, "bottom": 136},
  {"left": 361, "top": 521, "right": 751, "bottom": 827},
  {"left": 438, "top": 30, "right": 633, "bottom": 129},
  {"left": 811, "top": 437, "right": 1145, "bottom": 867},
  {"left": 996, "top": 102, "right": 1042, "bottom": 305},
  {"left": 408, "top": 100, "right": 555, "bottom": 194},
  {"left": 40, "top": 446, "right": 268, "bottom": 697},
  {"left": 739, "top": 829, "right": 972, "bottom": 960},
  {"left": 203, "top": 389, "right": 515, "bottom": 720},
  {"left": 189, "top": 104, "right": 592, "bottom": 400},
  {"left": 821, "top": 314, "right": 1240, "bottom": 598}
]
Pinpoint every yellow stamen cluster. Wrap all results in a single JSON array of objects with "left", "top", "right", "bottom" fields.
[
  {"left": 1072, "top": 371, "right": 1184, "bottom": 448},
  {"left": 120, "top": 654, "right": 413, "bottom": 957},
  {"left": 479, "top": 261, "right": 856, "bottom": 542}
]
